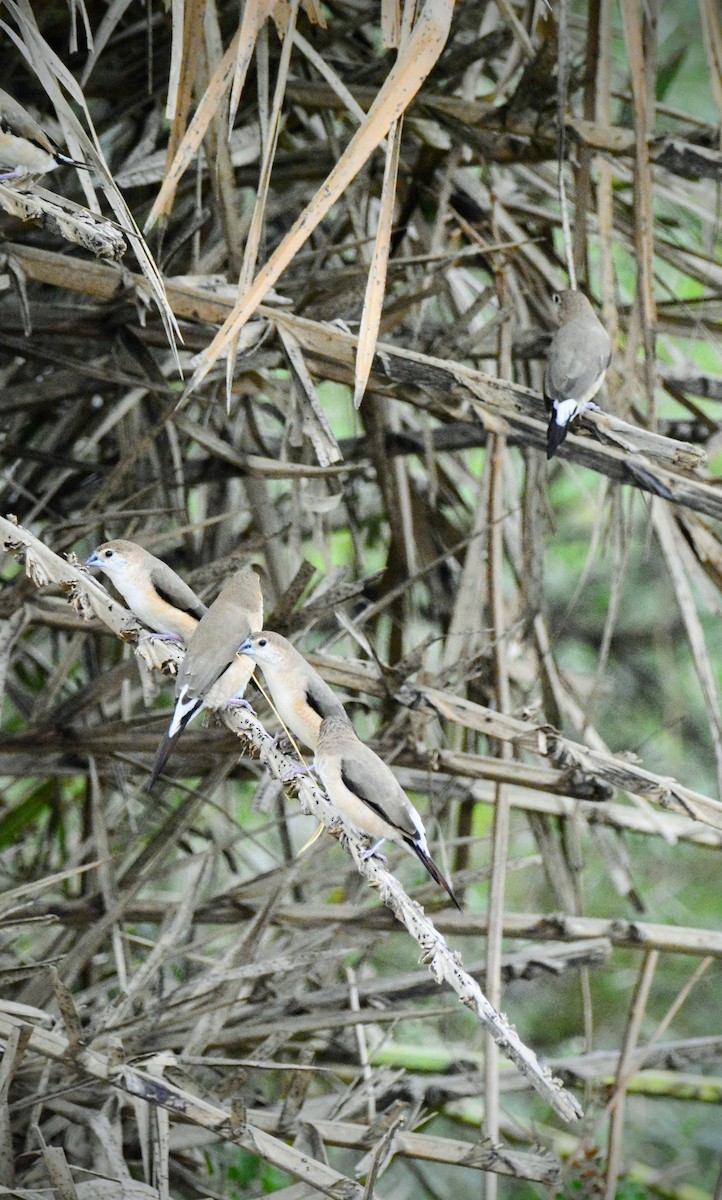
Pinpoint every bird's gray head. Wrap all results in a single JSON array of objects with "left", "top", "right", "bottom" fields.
[
  {"left": 553, "top": 289, "right": 594, "bottom": 323},
  {"left": 86, "top": 539, "right": 141, "bottom": 574},
  {"left": 237, "top": 630, "right": 284, "bottom": 664}
]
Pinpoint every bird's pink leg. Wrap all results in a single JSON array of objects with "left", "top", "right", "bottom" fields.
[{"left": 361, "top": 839, "right": 387, "bottom": 863}]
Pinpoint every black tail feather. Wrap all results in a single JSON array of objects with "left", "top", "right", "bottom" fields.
[
  {"left": 546, "top": 410, "right": 570, "bottom": 460},
  {"left": 56, "top": 153, "right": 91, "bottom": 170},
  {"left": 410, "top": 841, "right": 462, "bottom": 911},
  {"left": 148, "top": 703, "right": 200, "bottom": 791}
]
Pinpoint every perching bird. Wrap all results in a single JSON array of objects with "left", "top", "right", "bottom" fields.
[
  {"left": 0, "top": 87, "right": 88, "bottom": 179},
  {"left": 237, "top": 630, "right": 346, "bottom": 751},
  {"left": 314, "top": 712, "right": 461, "bottom": 909},
  {"left": 149, "top": 565, "right": 263, "bottom": 789},
  {"left": 545, "top": 289, "right": 611, "bottom": 460},
  {"left": 86, "top": 539, "right": 206, "bottom": 643}
]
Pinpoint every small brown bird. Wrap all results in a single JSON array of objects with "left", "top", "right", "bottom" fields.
[
  {"left": 237, "top": 630, "right": 346, "bottom": 750},
  {"left": 314, "top": 712, "right": 461, "bottom": 909},
  {"left": 545, "top": 289, "right": 611, "bottom": 459},
  {"left": 0, "top": 87, "right": 88, "bottom": 179},
  {"left": 86, "top": 540, "right": 206, "bottom": 643},
  {"left": 149, "top": 565, "right": 263, "bottom": 789}
]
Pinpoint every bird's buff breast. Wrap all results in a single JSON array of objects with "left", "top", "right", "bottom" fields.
[{"left": 0, "top": 130, "right": 55, "bottom": 173}]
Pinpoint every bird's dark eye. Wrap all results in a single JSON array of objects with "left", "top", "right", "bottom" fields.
[
  {"left": 104, "top": 549, "right": 113, "bottom": 558},
  {"left": 259, "top": 638, "right": 267, "bottom": 647},
  {"left": 552, "top": 293, "right": 561, "bottom": 306}
]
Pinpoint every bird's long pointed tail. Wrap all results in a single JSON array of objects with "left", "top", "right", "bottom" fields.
[
  {"left": 56, "top": 153, "right": 90, "bottom": 170},
  {"left": 546, "top": 407, "right": 571, "bottom": 459},
  {"left": 409, "top": 841, "right": 461, "bottom": 910},
  {"left": 148, "top": 700, "right": 201, "bottom": 791}
]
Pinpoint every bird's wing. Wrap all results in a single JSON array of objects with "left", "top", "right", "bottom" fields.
[
  {"left": 339, "top": 747, "right": 420, "bottom": 840},
  {"left": 304, "top": 677, "right": 344, "bottom": 722},
  {"left": 149, "top": 561, "right": 206, "bottom": 621},
  {"left": 179, "top": 605, "right": 258, "bottom": 698},
  {"left": 149, "top": 695, "right": 202, "bottom": 790},
  {"left": 544, "top": 320, "right": 611, "bottom": 402},
  {"left": 0, "top": 88, "right": 54, "bottom": 152}
]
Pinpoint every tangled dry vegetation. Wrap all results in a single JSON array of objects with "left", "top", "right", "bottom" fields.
[{"left": 1, "top": 1, "right": 722, "bottom": 1196}]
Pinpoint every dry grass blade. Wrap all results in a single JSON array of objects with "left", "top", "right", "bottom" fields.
[
  {"left": 698, "top": 0, "right": 722, "bottom": 115},
  {"left": 619, "top": 0, "right": 656, "bottom": 413},
  {"left": 276, "top": 325, "right": 342, "bottom": 466},
  {"left": 482, "top": 432, "right": 513, "bottom": 1191},
  {"left": 80, "top": 0, "right": 134, "bottom": 85},
  {"left": 158, "top": 0, "right": 207, "bottom": 228},
  {"left": 381, "top": 0, "right": 401, "bottom": 49},
  {"left": 604, "top": 951, "right": 658, "bottom": 1198},
  {"left": 0, "top": 862, "right": 99, "bottom": 921},
  {"left": 226, "top": 0, "right": 299, "bottom": 393},
  {"left": 166, "top": 0, "right": 186, "bottom": 122},
  {"left": 145, "top": 25, "right": 241, "bottom": 231},
  {"left": 229, "top": 0, "right": 283, "bottom": 131},
  {"left": 292, "top": 28, "right": 369, "bottom": 126},
  {"left": 653, "top": 502, "right": 722, "bottom": 799},
  {"left": 353, "top": 115, "right": 403, "bottom": 409}
]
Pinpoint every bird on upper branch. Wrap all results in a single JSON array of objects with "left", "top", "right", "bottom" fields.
[{"left": 545, "top": 289, "right": 611, "bottom": 460}]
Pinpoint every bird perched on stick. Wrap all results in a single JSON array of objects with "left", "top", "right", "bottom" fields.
[
  {"left": 86, "top": 540, "right": 206, "bottom": 643},
  {"left": 545, "top": 289, "right": 611, "bottom": 459},
  {"left": 0, "top": 87, "right": 88, "bottom": 179},
  {"left": 238, "top": 630, "right": 346, "bottom": 752},
  {"left": 314, "top": 712, "right": 461, "bottom": 909},
  {"left": 149, "top": 565, "right": 263, "bottom": 789}
]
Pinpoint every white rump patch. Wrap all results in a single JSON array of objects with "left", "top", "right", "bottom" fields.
[{"left": 554, "top": 399, "right": 579, "bottom": 428}]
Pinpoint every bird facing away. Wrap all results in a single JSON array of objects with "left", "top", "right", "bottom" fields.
[
  {"left": 0, "top": 87, "right": 88, "bottom": 179},
  {"left": 149, "top": 565, "right": 263, "bottom": 789},
  {"left": 314, "top": 712, "right": 461, "bottom": 910},
  {"left": 86, "top": 540, "right": 206, "bottom": 643},
  {"left": 544, "top": 289, "right": 611, "bottom": 460},
  {"left": 238, "top": 630, "right": 347, "bottom": 751}
]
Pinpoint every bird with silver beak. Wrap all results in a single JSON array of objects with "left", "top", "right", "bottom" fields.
[
  {"left": 314, "top": 711, "right": 461, "bottom": 910},
  {"left": 149, "top": 565, "right": 263, "bottom": 789},
  {"left": 86, "top": 539, "right": 206, "bottom": 644},
  {"left": 238, "top": 630, "right": 346, "bottom": 752}
]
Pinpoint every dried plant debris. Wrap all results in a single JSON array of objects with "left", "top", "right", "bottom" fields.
[
  {"left": 1, "top": 1, "right": 722, "bottom": 1196},
  {"left": 0, "top": 183, "right": 127, "bottom": 260}
]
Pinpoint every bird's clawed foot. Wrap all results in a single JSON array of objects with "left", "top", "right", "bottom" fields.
[
  {"left": 361, "top": 838, "right": 387, "bottom": 864},
  {"left": 279, "top": 762, "right": 312, "bottom": 784},
  {"left": 273, "top": 732, "right": 293, "bottom": 753}
]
